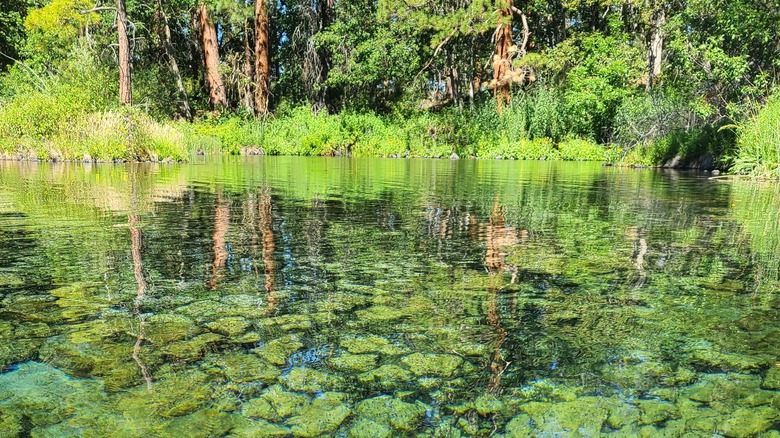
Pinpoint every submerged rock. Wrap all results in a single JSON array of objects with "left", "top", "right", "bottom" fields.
[
  {"left": 255, "top": 335, "right": 304, "bottom": 365},
  {"left": 231, "top": 418, "right": 291, "bottom": 437},
  {"left": 286, "top": 393, "right": 350, "bottom": 437},
  {"left": 354, "top": 395, "right": 427, "bottom": 431},
  {"left": 340, "top": 335, "right": 404, "bottom": 355},
  {"left": 327, "top": 353, "right": 378, "bottom": 373},
  {"left": 348, "top": 418, "right": 392, "bottom": 438},
  {"left": 354, "top": 306, "right": 408, "bottom": 323},
  {"left": 401, "top": 353, "right": 463, "bottom": 377},
  {"left": 357, "top": 364, "right": 413, "bottom": 389},
  {"left": 281, "top": 367, "right": 343, "bottom": 392},
  {"left": 216, "top": 352, "right": 281, "bottom": 384},
  {"left": 144, "top": 314, "right": 198, "bottom": 344},
  {"left": 504, "top": 414, "right": 534, "bottom": 437},
  {"left": 718, "top": 407, "right": 777, "bottom": 438},
  {"left": 261, "top": 384, "right": 311, "bottom": 418},
  {"left": 205, "top": 317, "right": 252, "bottom": 337},
  {"left": 761, "top": 367, "right": 780, "bottom": 390},
  {"left": 0, "top": 361, "right": 105, "bottom": 428}
]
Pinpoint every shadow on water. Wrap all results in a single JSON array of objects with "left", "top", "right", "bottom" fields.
[{"left": 0, "top": 157, "right": 779, "bottom": 436}]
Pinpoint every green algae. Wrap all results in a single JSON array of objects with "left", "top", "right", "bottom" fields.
[
  {"left": 357, "top": 364, "right": 413, "bottom": 388},
  {"left": 254, "top": 335, "right": 304, "bottom": 365},
  {"left": 286, "top": 393, "right": 351, "bottom": 437},
  {"left": 204, "top": 317, "right": 252, "bottom": 337},
  {"left": 211, "top": 352, "right": 281, "bottom": 384},
  {"left": 281, "top": 367, "right": 343, "bottom": 392},
  {"left": 354, "top": 395, "right": 428, "bottom": 432},
  {"left": 327, "top": 353, "right": 378, "bottom": 372},
  {"left": 400, "top": 353, "right": 463, "bottom": 377}
]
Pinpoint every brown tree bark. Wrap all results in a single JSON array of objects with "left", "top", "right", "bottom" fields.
[
  {"left": 254, "top": 0, "right": 270, "bottom": 116},
  {"left": 117, "top": 0, "right": 132, "bottom": 105},
  {"left": 158, "top": 0, "right": 191, "bottom": 120},
  {"left": 493, "top": 2, "right": 513, "bottom": 113},
  {"left": 197, "top": 3, "right": 228, "bottom": 109}
]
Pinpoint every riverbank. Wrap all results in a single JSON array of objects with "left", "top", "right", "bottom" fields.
[
  {"left": 1, "top": 95, "right": 776, "bottom": 175},
  {"left": 0, "top": 106, "right": 726, "bottom": 168}
]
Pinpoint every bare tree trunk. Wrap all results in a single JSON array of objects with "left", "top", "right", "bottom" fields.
[
  {"left": 158, "top": 0, "right": 191, "bottom": 120},
  {"left": 254, "top": 0, "right": 270, "bottom": 116},
  {"left": 646, "top": 7, "right": 665, "bottom": 92},
  {"left": 197, "top": 3, "right": 227, "bottom": 109},
  {"left": 117, "top": 0, "right": 131, "bottom": 105}
]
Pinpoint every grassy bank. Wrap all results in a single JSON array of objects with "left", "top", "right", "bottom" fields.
[
  {"left": 733, "top": 93, "right": 780, "bottom": 178},
  {"left": 0, "top": 103, "right": 623, "bottom": 163}
]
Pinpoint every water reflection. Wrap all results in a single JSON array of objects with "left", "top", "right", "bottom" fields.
[{"left": 0, "top": 158, "right": 778, "bottom": 436}]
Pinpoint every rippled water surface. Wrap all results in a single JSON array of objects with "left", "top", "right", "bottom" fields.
[{"left": 1, "top": 157, "right": 780, "bottom": 437}]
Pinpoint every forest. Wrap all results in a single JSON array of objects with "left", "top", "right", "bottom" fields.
[{"left": 0, "top": 0, "right": 778, "bottom": 175}]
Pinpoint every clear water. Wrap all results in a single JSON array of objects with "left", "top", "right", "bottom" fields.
[{"left": 0, "top": 157, "right": 779, "bottom": 437}]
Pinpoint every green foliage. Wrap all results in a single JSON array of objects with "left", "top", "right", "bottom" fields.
[{"left": 733, "top": 93, "right": 780, "bottom": 178}]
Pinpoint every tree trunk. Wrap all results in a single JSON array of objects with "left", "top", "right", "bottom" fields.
[
  {"left": 242, "top": 19, "right": 255, "bottom": 114},
  {"left": 493, "top": 2, "right": 513, "bottom": 113},
  {"left": 197, "top": 3, "right": 227, "bottom": 109},
  {"left": 646, "top": 7, "right": 665, "bottom": 92},
  {"left": 117, "top": 0, "right": 131, "bottom": 105},
  {"left": 254, "top": 0, "right": 270, "bottom": 116},
  {"left": 158, "top": 0, "right": 191, "bottom": 120}
]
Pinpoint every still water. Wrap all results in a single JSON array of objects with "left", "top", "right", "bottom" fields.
[{"left": 0, "top": 157, "right": 779, "bottom": 437}]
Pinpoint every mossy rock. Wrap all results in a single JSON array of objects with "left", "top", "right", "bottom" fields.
[
  {"left": 604, "top": 398, "right": 640, "bottom": 429},
  {"left": 254, "top": 335, "right": 304, "bottom": 365},
  {"left": 357, "top": 364, "right": 413, "bottom": 389},
  {"left": 340, "top": 335, "right": 392, "bottom": 354},
  {"left": 354, "top": 305, "right": 408, "bottom": 323},
  {"left": 205, "top": 317, "right": 252, "bottom": 337},
  {"left": 718, "top": 407, "right": 777, "bottom": 438},
  {"left": 282, "top": 367, "right": 344, "bottom": 392},
  {"left": 348, "top": 418, "right": 392, "bottom": 438},
  {"left": 261, "top": 384, "right": 311, "bottom": 418},
  {"left": 261, "top": 315, "right": 313, "bottom": 332},
  {"left": 400, "top": 353, "right": 463, "bottom": 377},
  {"left": 690, "top": 347, "right": 774, "bottom": 373},
  {"left": 216, "top": 352, "right": 281, "bottom": 384},
  {"left": 114, "top": 369, "right": 213, "bottom": 418},
  {"left": 230, "top": 418, "right": 291, "bottom": 437},
  {"left": 0, "top": 361, "right": 105, "bottom": 428},
  {"left": 145, "top": 314, "right": 198, "bottom": 344},
  {"left": 161, "top": 408, "right": 235, "bottom": 437},
  {"left": 163, "top": 333, "right": 224, "bottom": 362},
  {"left": 533, "top": 397, "right": 609, "bottom": 437},
  {"left": 504, "top": 414, "right": 534, "bottom": 437},
  {"left": 327, "top": 353, "right": 378, "bottom": 373},
  {"left": 761, "top": 367, "right": 780, "bottom": 390},
  {"left": 242, "top": 397, "right": 279, "bottom": 421},
  {"left": 635, "top": 399, "right": 678, "bottom": 425},
  {"left": 473, "top": 394, "right": 505, "bottom": 416},
  {"left": 354, "top": 395, "right": 427, "bottom": 431},
  {"left": 286, "top": 393, "right": 351, "bottom": 437}
]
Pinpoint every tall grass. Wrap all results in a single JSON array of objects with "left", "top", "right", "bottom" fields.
[{"left": 733, "top": 93, "right": 780, "bottom": 178}]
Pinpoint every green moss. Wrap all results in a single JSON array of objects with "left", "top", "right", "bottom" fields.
[
  {"left": 261, "top": 384, "right": 311, "bottom": 418},
  {"left": 328, "top": 353, "right": 378, "bottom": 373},
  {"left": 286, "top": 393, "right": 351, "bottom": 437},
  {"left": 357, "top": 364, "right": 413, "bottom": 389},
  {"left": 354, "top": 395, "right": 427, "bottom": 431},
  {"left": 400, "top": 353, "right": 463, "bottom": 377},
  {"left": 230, "top": 418, "right": 291, "bottom": 437},
  {"left": 205, "top": 317, "right": 252, "bottom": 337},
  {"left": 281, "top": 367, "right": 344, "bottom": 392},
  {"left": 348, "top": 418, "right": 392, "bottom": 438},
  {"left": 214, "top": 352, "right": 281, "bottom": 384},
  {"left": 718, "top": 407, "right": 776, "bottom": 438},
  {"left": 254, "top": 335, "right": 304, "bottom": 365},
  {"left": 504, "top": 414, "right": 534, "bottom": 437}
]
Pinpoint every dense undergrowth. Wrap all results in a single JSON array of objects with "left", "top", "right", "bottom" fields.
[{"left": 0, "top": 47, "right": 774, "bottom": 170}]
